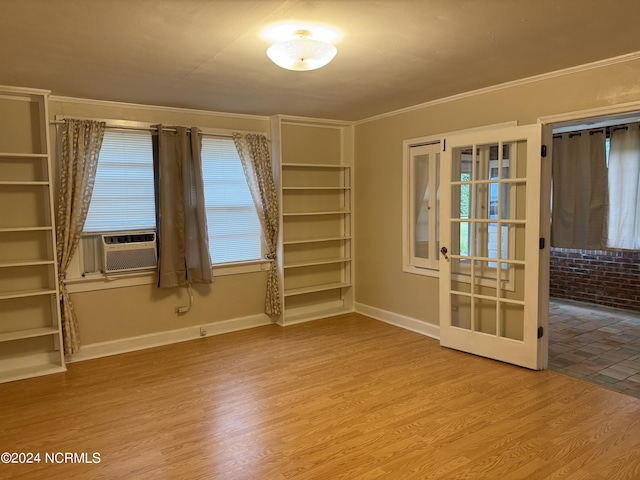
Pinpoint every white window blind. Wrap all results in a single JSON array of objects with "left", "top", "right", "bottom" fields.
[
  {"left": 201, "top": 137, "right": 262, "bottom": 264},
  {"left": 83, "top": 130, "right": 156, "bottom": 233}
]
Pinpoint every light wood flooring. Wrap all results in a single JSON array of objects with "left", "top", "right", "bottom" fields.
[{"left": 1, "top": 313, "right": 640, "bottom": 479}]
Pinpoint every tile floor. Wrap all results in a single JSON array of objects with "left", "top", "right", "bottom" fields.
[{"left": 549, "top": 299, "right": 640, "bottom": 398}]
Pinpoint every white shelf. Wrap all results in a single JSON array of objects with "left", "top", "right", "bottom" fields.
[
  {"left": 282, "top": 163, "right": 350, "bottom": 169},
  {"left": 0, "top": 327, "right": 60, "bottom": 343},
  {"left": 283, "top": 210, "right": 350, "bottom": 216},
  {"left": 283, "top": 236, "right": 351, "bottom": 245},
  {"left": 284, "top": 282, "right": 351, "bottom": 297},
  {"left": 284, "top": 257, "right": 351, "bottom": 269},
  {"left": 0, "top": 259, "right": 55, "bottom": 268},
  {"left": 0, "top": 152, "right": 48, "bottom": 158},
  {"left": 283, "top": 305, "right": 351, "bottom": 324},
  {"left": 0, "top": 226, "right": 53, "bottom": 233},
  {"left": 0, "top": 181, "right": 49, "bottom": 186},
  {"left": 0, "top": 288, "right": 57, "bottom": 301},
  {"left": 283, "top": 186, "right": 351, "bottom": 190},
  {"left": 0, "top": 362, "right": 66, "bottom": 384}
]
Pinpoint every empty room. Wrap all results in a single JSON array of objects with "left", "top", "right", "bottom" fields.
[{"left": 1, "top": 1, "right": 640, "bottom": 478}]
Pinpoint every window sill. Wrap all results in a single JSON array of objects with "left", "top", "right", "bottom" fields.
[
  {"left": 403, "top": 265, "right": 440, "bottom": 278},
  {"left": 65, "top": 259, "right": 272, "bottom": 293}
]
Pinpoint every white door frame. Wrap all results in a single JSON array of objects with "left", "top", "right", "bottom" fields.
[{"left": 537, "top": 100, "right": 640, "bottom": 369}]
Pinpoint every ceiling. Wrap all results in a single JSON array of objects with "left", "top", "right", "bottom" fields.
[{"left": 2, "top": 0, "right": 640, "bottom": 122}]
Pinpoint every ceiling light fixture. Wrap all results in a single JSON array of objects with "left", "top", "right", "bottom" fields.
[{"left": 266, "top": 29, "right": 337, "bottom": 71}]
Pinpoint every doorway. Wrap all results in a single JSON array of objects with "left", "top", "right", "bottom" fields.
[{"left": 542, "top": 107, "right": 640, "bottom": 397}]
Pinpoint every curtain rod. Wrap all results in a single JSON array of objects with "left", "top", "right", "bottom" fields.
[{"left": 49, "top": 116, "right": 270, "bottom": 139}]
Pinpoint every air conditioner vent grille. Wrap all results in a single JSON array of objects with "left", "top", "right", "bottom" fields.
[{"left": 102, "top": 231, "right": 157, "bottom": 274}]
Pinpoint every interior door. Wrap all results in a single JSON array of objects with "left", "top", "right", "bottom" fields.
[{"left": 439, "top": 124, "right": 545, "bottom": 369}]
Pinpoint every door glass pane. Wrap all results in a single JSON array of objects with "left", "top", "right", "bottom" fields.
[
  {"left": 501, "top": 223, "right": 526, "bottom": 261},
  {"left": 503, "top": 140, "right": 527, "bottom": 179},
  {"left": 413, "top": 153, "right": 430, "bottom": 259},
  {"left": 452, "top": 294, "right": 471, "bottom": 330},
  {"left": 475, "top": 183, "right": 490, "bottom": 220},
  {"left": 453, "top": 146, "right": 473, "bottom": 182},
  {"left": 474, "top": 144, "right": 495, "bottom": 181},
  {"left": 499, "top": 302, "right": 524, "bottom": 341},
  {"left": 475, "top": 298, "right": 496, "bottom": 335},
  {"left": 451, "top": 184, "right": 471, "bottom": 220},
  {"left": 473, "top": 222, "right": 501, "bottom": 259},
  {"left": 460, "top": 222, "right": 472, "bottom": 257},
  {"left": 499, "top": 263, "right": 525, "bottom": 302},
  {"left": 450, "top": 220, "right": 460, "bottom": 256},
  {"left": 451, "top": 257, "right": 471, "bottom": 293},
  {"left": 474, "top": 260, "right": 497, "bottom": 297}
]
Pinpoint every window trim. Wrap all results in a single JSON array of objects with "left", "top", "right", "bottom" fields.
[
  {"left": 402, "top": 122, "right": 518, "bottom": 278},
  {"left": 404, "top": 140, "right": 441, "bottom": 276}
]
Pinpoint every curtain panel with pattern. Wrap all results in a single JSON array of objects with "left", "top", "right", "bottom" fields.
[
  {"left": 232, "top": 133, "right": 282, "bottom": 316},
  {"left": 57, "top": 118, "right": 106, "bottom": 354}
]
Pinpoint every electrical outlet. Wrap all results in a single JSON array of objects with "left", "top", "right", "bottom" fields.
[
  {"left": 199, "top": 327, "right": 207, "bottom": 337},
  {"left": 176, "top": 306, "right": 189, "bottom": 314}
]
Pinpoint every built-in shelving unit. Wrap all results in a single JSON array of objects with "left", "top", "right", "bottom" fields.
[
  {"left": 0, "top": 85, "right": 65, "bottom": 383},
  {"left": 271, "top": 116, "right": 354, "bottom": 325}
]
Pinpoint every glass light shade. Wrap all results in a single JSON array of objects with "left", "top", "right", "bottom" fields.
[{"left": 267, "top": 36, "right": 337, "bottom": 71}]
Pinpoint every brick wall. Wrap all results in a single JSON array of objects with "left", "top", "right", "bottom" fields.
[{"left": 550, "top": 247, "right": 640, "bottom": 312}]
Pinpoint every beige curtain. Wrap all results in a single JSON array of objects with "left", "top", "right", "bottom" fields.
[
  {"left": 232, "top": 133, "right": 281, "bottom": 316},
  {"left": 57, "top": 119, "right": 106, "bottom": 354},
  {"left": 153, "top": 126, "right": 213, "bottom": 288},
  {"left": 608, "top": 123, "right": 640, "bottom": 250},
  {"left": 551, "top": 129, "right": 608, "bottom": 249}
]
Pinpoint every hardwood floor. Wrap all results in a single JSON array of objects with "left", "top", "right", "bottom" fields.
[{"left": 1, "top": 313, "right": 640, "bottom": 479}]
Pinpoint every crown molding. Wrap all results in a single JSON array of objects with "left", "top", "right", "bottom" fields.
[{"left": 356, "top": 51, "right": 640, "bottom": 125}]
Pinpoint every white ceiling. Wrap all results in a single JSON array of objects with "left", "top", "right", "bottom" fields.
[{"left": 2, "top": 0, "right": 640, "bottom": 121}]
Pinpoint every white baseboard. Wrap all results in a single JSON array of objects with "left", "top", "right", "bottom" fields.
[
  {"left": 281, "top": 300, "right": 350, "bottom": 326},
  {"left": 67, "top": 313, "right": 273, "bottom": 363},
  {"left": 355, "top": 303, "right": 440, "bottom": 340},
  {"left": 68, "top": 306, "right": 439, "bottom": 364}
]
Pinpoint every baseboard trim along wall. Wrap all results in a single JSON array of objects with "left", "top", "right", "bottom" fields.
[
  {"left": 68, "top": 306, "right": 439, "bottom": 363},
  {"left": 355, "top": 303, "right": 441, "bottom": 340},
  {"left": 66, "top": 313, "right": 274, "bottom": 363}
]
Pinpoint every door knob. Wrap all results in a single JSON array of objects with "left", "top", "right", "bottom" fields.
[{"left": 440, "top": 246, "right": 449, "bottom": 260}]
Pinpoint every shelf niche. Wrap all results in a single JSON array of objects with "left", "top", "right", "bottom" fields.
[
  {"left": 0, "top": 86, "right": 65, "bottom": 384},
  {"left": 272, "top": 116, "right": 354, "bottom": 326}
]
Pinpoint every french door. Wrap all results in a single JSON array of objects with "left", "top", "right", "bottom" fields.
[{"left": 439, "top": 124, "right": 546, "bottom": 369}]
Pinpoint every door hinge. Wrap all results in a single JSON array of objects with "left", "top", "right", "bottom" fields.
[
  {"left": 537, "top": 326, "right": 544, "bottom": 339},
  {"left": 443, "top": 139, "right": 446, "bottom": 152},
  {"left": 539, "top": 237, "right": 545, "bottom": 250},
  {"left": 541, "top": 145, "right": 547, "bottom": 157}
]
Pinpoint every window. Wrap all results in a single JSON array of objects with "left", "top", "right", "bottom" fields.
[
  {"left": 79, "top": 129, "right": 263, "bottom": 276},
  {"left": 404, "top": 141, "right": 440, "bottom": 274},
  {"left": 403, "top": 137, "right": 515, "bottom": 284},
  {"left": 402, "top": 123, "right": 518, "bottom": 278},
  {"left": 200, "top": 137, "right": 262, "bottom": 264},
  {"left": 84, "top": 130, "right": 155, "bottom": 233}
]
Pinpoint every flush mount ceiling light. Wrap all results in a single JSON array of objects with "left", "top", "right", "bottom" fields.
[{"left": 266, "top": 29, "right": 338, "bottom": 71}]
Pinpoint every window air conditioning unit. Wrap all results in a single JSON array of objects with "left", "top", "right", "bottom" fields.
[{"left": 102, "top": 231, "right": 157, "bottom": 274}]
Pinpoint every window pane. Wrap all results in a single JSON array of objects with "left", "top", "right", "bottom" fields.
[
  {"left": 201, "top": 137, "right": 262, "bottom": 264},
  {"left": 414, "top": 153, "right": 429, "bottom": 259},
  {"left": 409, "top": 142, "right": 440, "bottom": 270},
  {"left": 84, "top": 131, "right": 155, "bottom": 233}
]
